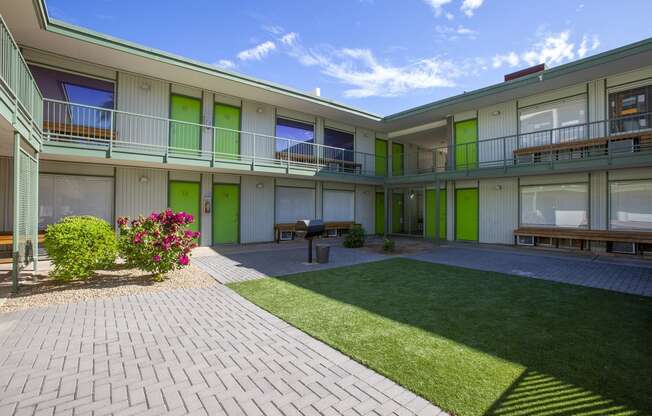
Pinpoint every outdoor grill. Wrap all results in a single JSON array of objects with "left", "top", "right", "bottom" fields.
[{"left": 295, "top": 219, "right": 325, "bottom": 263}]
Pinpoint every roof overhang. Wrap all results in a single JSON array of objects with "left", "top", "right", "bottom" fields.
[{"left": 3, "top": 0, "right": 652, "bottom": 134}]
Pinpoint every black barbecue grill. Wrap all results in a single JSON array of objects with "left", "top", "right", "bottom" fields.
[{"left": 295, "top": 219, "right": 325, "bottom": 263}]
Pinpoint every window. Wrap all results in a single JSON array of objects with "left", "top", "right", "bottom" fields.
[
  {"left": 520, "top": 184, "right": 588, "bottom": 228},
  {"left": 275, "top": 186, "right": 315, "bottom": 223},
  {"left": 275, "top": 118, "right": 314, "bottom": 155},
  {"left": 519, "top": 96, "right": 587, "bottom": 147},
  {"left": 324, "top": 128, "right": 354, "bottom": 162},
  {"left": 38, "top": 174, "right": 114, "bottom": 229},
  {"left": 609, "top": 85, "right": 651, "bottom": 134},
  {"left": 29, "top": 65, "right": 115, "bottom": 130},
  {"left": 323, "top": 190, "right": 355, "bottom": 221},
  {"left": 610, "top": 180, "right": 652, "bottom": 230}
]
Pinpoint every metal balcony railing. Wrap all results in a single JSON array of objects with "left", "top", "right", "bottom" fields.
[
  {"left": 41, "top": 98, "right": 382, "bottom": 177},
  {"left": 0, "top": 14, "right": 43, "bottom": 134},
  {"left": 396, "top": 112, "right": 652, "bottom": 176}
]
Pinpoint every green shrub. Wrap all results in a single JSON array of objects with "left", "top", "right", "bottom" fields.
[
  {"left": 382, "top": 238, "right": 395, "bottom": 253},
  {"left": 343, "top": 225, "right": 366, "bottom": 248},
  {"left": 44, "top": 216, "right": 118, "bottom": 280}
]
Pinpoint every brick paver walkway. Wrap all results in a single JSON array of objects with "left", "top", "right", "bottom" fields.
[
  {"left": 0, "top": 284, "right": 447, "bottom": 416},
  {"left": 409, "top": 245, "right": 652, "bottom": 297}
]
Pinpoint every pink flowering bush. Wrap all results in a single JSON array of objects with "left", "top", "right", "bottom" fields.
[{"left": 117, "top": 209, "right": 199, "bottom": 279}]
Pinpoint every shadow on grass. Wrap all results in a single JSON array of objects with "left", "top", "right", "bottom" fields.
[{"left": 239, "top": 258, "right": 651, "bottom": 416}]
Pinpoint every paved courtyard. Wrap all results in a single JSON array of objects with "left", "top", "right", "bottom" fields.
[{"left": 0, "top": 284, "right": 446, "bottom": 416}]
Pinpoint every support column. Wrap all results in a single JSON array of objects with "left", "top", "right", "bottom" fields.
[
  {"left": 434, "top": 178, "right": 440, "bottom": 246},
  {"left": 12, "top": 132, "right": 20, "bottom": 294},
  {"left": 33, "top": 155, "right": 39, "bottom": 272}
]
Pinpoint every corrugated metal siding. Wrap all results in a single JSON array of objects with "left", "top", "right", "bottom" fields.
[
  {"left": 323, "top": 182, "right": 355, "bottom": 191},
  {"left": 277, "top": 107, "right": 316, "bottom": 124},
  {"left": 478, "top": 101, "right": 517, "bottom": 167},
  {"left": 202, "top": 92, "right": 213, "bottom": 153},
  {"left": 315, "top": 182, "right": 323, "bottom": 219},
  {"left": 453, "top": 110, "right": 477, "bottom": 122},
  {"left": 115, "top": 167, "right": 167, "bottom": 220},
  {"left": 116, "top": 72, "right": 169, "bottom": 148},
  {"left": 240, "top": 175, "right": 274, "bottom": 243},
  {"left": 588, "top": 78, "right": 607, "bottom": 138},
  {"left": 608, "top": 168, "right": 652, "bottom": 181},
  {"left": 456, "top": 179, "right": 478, "bottom": 189},
  {"left": 214, "top": 93, "right": 241, "bottom": 108},
  {"left": 241, "top": 100, "right": 275, "bottom": 160},
  {"left": 520, "top": 173, "right": 588, "bottom": 185},
  {"left": 213, "top": 173, "right": 240, "bottom": 184},
  {"left": 170, "top": 84, "right": 202, "bottom": 98},
  {"left": 40, "top": 161, "right": 114, "bottom": 176},
  {"left": 169, "top": 171, "right": 201, "bottom": 182},
  {"left": 0, "top": 157, "right": 13, "bottom": 232},
  {"left": 590, "top": 171, "right": 607, "bottom": 230},
  {"left": 201, "top": 174, "right": 212, "bottom": 246},
  {"left": 518, "top": 83, "right": 587, "bottom": 107},
  {"left": 355, "top": 185, "right": 374, "bottom": 233},
  {"left": 355, "top": 128, "right": 374, "bottom": 175},
  {"left": 446, "top": 181, "right": 455, "bottom": 241},
  {"left": 606, "top": 66, "right": 652, "bottom": 88},
  {"left": 479, "top": 178, "right": 518, "bottom": 244},
  {"left": 276, "top": 178, "right": 315, "bottom": 188}
]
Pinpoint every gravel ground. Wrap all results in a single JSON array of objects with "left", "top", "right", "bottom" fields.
[{"left": 0, "top": 264, "right": 216, "bottom": 314}]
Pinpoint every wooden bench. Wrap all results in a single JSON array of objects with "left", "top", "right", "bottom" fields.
[
  {"left": 274, "top": 221, "right": 357, "bottom": 243},
  {"left": 43, "top": 121, "right": 116, "bottom": 140},
  {"left": 0, "top": 232, "right": 46, "bottom": 264},
  {"left": 273, "top": 152, "right": 362, "bottom": 173},
  {"left": 513, "top": 227, "right": 652, "bottom": 251}
]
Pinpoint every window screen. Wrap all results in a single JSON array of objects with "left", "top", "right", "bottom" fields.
[
  {"left": 39, "top": 174, "right": 114, "bottom": 229},
  {"left": 610, "top": 180, "right": 652, "bottom": 230},
  {"left": 323, "top": 190, "right": 355, "bottom": 221},
  {"left": 275, "top": 186, "right": 316, "bottom": 223},
  {"left": 520, "top": 184, "right": 588, "bottom": 228}
]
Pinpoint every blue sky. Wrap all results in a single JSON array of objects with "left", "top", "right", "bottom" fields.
[{"left": 46, "top": 0, "right": 652, "bottom": 116}]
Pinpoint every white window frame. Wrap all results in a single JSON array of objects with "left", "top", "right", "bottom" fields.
[
  {"left": 609, "top": 179, "right": 652, "bottom": 231},
  {"left": 519, "top": 183, "right": 589, "bottom": 228}
]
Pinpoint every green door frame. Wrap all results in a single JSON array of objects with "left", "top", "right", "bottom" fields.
[
  {"left": 375, "top": 138, "right": 388, "bottom": 177},
  {"left": 455, "top": 188, "right": 478, "bottom": 241},
  {"left": 212, "top": 182, "right": 240, "bottom": 244},
  {"left": 168, "top": 180, "right": 201, "bottom": 233},
  {"left": 213, "top": 102, "right": 241, "bottom": 159},
  {"left": 426, "top": 189, "right": 446, "bottom": 240},
  {"left": 169, "top": 93, "right": 202, "bottom": 153},
  {"left": 454, "top": 119, "right": 478, "bottom": 170},
  {"left": 375, "top": 191, "right": 385, "bottom": 235}
]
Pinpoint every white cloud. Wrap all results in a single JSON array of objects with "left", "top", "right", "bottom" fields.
[
  {"left": 436, "top": 24, "right": 478, "bottom": 40},
  {"left": 423, "top": 0, "right": 453, "bottom": 16},
  {"left": 262, "top": 25, "right": 284, "bottom": 35},
  {"left": 213, "top": 59, "right": 236, "bottom": 70},
  {"left": 280, "top": 32, "right": 298, "bottom": 46},
  {"left": 461, "top": 0, "right": 484, "bottom": 16},
  {"left": 492, "top": 31, "right": 600, "bottom": 69},
  {"left": 237, "top": 41, "right": 277, "bottom": 61}
]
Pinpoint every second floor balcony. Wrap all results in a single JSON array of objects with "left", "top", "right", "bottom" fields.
[{"left": 41, "top": 98, "right": 382, "bottom": 178}]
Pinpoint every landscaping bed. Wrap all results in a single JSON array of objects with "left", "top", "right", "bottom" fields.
[
  {"left": 229, "top": 258, "right": 652, "bottom": 416},
  {"left": 0, "top": 264, "right": 215, "bottom": 314}
]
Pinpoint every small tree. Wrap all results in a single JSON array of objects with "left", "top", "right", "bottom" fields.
[
  {"left": 117, "top": 209, "right": 199, "bottom": 279},
  {"left": 343, "top": 225, "right": 366, "bottom": 248},
  {"left": 44, "top": 216, "right": 118, "bottom": 280}
]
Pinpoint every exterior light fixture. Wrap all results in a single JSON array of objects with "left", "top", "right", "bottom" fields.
[
  {"left": 492, "top": 110, "right": 501, "bottom": 116},
  {"left": 256, "top": 107, "right": 264, "bottom": 113},
  {"left": 139, "top": 176, "right": 149, "bottom": 183},
  {"left": 140, "top": 82, "right": 150, "bottom": 91},
  {"left": 495, "top": 184, "right": 502, "bottom": 190},
  {"left": 256, "top": 182, "right": 264, "bottom": 189}
]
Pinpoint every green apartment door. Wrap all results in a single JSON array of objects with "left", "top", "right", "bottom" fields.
[
  {"left": 170, "top": 94, "right": 201, "bottom": 153},
  {"left": 455, "top": 119, "right": 478, "bottom": 169},
  {"left": 375, "top": 139, "right": 387, "bottom": 176},
  {"left": 392, "top": 192, "right": 403, "bottom": 233},
  {"left": 375, "top": 192, "right": 385, "bottom": 234},
  {"left": 212, "top": 183, "right": 239, "bottom": 244},
  {"left": 455, "top": 188, "right": 478, "bottom": 241},
  {"left": 392, "top": 143, "right": 404, "bottom": 176},
  {"left": 169, "top": 181, "right": 200, "bottom": 232},
  {"left": 214, "top": 103, "right": 240, "bottom": 159},
  {"left": 425, "top": 190, "right": 446, "bottom": 240}
]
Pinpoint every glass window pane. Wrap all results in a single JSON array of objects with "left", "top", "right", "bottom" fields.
[
  {"left": 519, "top": 97, "right": 587, "bottom": 146},
  {"left": 520, "top": 184, "right": 588, "bottom": 227},
  {"left": 276, "top": 118, "right": 314, "bottom": 154},
  {"left": 324, "top": 128, "right": 354, "bottom": 161},
  {"left": 610, "top": 180, "right": 652, "bottom": 230},
  {"left": 609, "top": 86, "right": 650, "bottom": 134}
]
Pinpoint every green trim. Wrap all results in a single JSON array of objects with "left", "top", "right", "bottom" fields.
[
  {"left": 212, "top": 183, "right": 240, "bottom": 244},
  {"left": 455, "top": 188, "right": 478, "bottom": 241},
  {"left": 168, "top": 180, "right": 201, "bottom": 233},
  {"left": 374, "top": 192, "right": 385, "bottom": 235}
]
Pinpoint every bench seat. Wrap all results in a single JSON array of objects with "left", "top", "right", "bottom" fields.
[
  {"left": 274, "top": 221, "right": 357, "bottom": 242},
  {"left": 513, "top": 227, "right": 652, "bottom": 244}
]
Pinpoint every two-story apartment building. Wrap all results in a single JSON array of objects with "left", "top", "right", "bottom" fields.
[{"left": 2, "top": 0, "right": 652, "bottom": 281}]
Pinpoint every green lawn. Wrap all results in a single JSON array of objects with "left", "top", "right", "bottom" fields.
[{"left": 229, "top": 258, "right": 652, "bottom": 416}]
